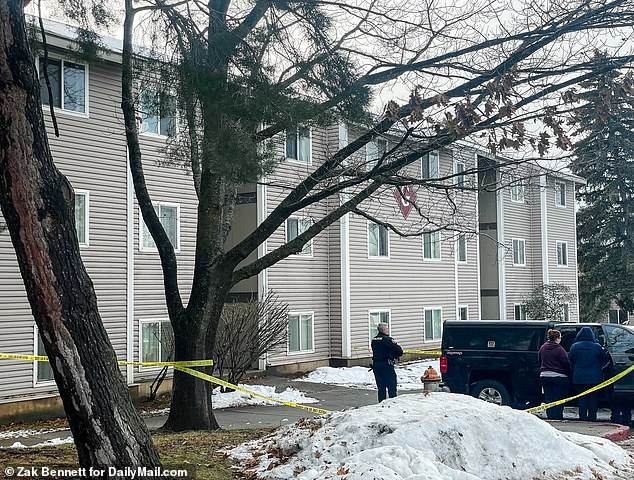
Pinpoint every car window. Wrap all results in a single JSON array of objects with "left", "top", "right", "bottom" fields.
[
  {"left": 443, "top": 327, "right": 542, "bottom": 351},
  {"left": 604, "top": 325, "right": 634, "bottom": 354},
  {"left": 558, "top": 326, "right": 605, "bottom": 351}
]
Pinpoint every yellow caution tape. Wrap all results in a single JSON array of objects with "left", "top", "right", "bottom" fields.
[
  {"left": 0, "top": 352, "right": 213, "bottom": 368},
  {"left": 175, "top": 366, "right": 332, "bottom": 415},
  {"left": 525, "top": 364, "right": 634, "bottom": 414},
  {"left": 403, "top": 349, "right": 442, "bottom": 356}
]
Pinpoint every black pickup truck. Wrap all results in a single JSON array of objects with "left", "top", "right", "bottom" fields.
[{"left": 440, "top": 320, "right": 634, "bottom": 408}]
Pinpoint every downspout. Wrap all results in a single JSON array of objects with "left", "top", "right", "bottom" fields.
[
  {"left": 126, "top": 149, "right": 134, "bottom": 383},
  {"left": 497, "top": 171, "right": 507, "bottom": 320},
  {"left": 339, "top": 122, "right": 351, "bottom": 358},
  {"left": 257, "top": 181, "right": 268, "bottom": 369},
  {"left": 475, "top": 152, "right": 482, "bottom": 320},
  {"left": 540, "top": 174, "right": 549, "bottom": 285},
  {"left": 573, "top": 180, "right": 580, "bottom": 321}
]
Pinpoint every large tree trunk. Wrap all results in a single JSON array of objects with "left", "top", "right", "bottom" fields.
[{"left": 0, "top": 1, "right": 161, "bottom": 470}]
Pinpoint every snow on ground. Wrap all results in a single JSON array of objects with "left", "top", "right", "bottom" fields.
[
  {"left": 8, "top": 436, "right": 74, "bottom": 449},
  {"left": 229, "top": 393, "right": 634, "bottom": 480},
  {"left": 143, "top": 385, "right": 319, "bottom": 416},
  {"left": 0, "top": 427, "right": 67, "bottom": 440},
  {"left": 296, "top": 359, "right": 440, "bottom": 391}
]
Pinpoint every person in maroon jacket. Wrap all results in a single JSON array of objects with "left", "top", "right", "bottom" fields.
[{"left": 538, "top": 329, "right": 572, "bottom": 420}]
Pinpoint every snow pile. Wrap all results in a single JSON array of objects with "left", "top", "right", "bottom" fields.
[
  {"left": 0, "top": 428, "right": 67, "bottom": 440},
  {"left": 297, "top": 360, "right": 440, "bottom": 391},
  {"left": 211, "top": 385, "right": 319, "bottom": 409},
  {"left": 8, "top": 436, "right": 74, "bottom": 449},
  {"left": 229, "top": 393, "right": 634, "bottom": 480}
]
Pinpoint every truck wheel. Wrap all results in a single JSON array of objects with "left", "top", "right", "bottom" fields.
[{"left": 471, "top": 380, "right": 511, "bottom": 406}]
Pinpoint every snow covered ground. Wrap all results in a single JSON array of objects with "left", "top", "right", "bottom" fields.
[
  {"left": 0, "top": 427, "right": 67, "bottom": 441},
  {"left": 296, "top": 359, "right": 440, "bottom": 391},
  {"left": 229, "top": 393, "right": 634, "bottom": 480},
  {"left": 9, "top": 436, "right": 74, "bottom": 449}
]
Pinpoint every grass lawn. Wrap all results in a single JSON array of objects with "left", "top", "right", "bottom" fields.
[{"left": 0, "top": 429, "right": 272, "bottom": 479}]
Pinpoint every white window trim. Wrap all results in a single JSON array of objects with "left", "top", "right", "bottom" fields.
[
  {"left": 138, "top": 87, "right": 178, "bottom": 138},
  {"left": 454, "top": 161, "right": 466, "bottom": 185},
  {"left": 458, "top": 305, "right": 469, "bottom": 321},
  {"left": 456, "top": 233, "right": 467, "bottom": 263},
  {"left": 556, "top": 240, "right": 568, "bottom": 267},
  {"left": 286, "top": 311, "right": 315, "bottom": 355},
  {"left": 512, "top": 238, "right": 526, "bottom": 266},
  {"left": 285, "top": 217, "right": 314, "bottom": 257},
  {"left": 367, "top": 221, "right": 390, "bottom": 259},
  {"left": 366, "top": 138, "right": 388, "bottom": 171},
  {"left": 510, "top": 177, "right": 525, "bottom": 203},
  {"left": 514, "top": 303, "right": 527, "bottom": 321},
  {"left": 36, "top": 56, "right": 90, "bottom": 118},
  {"left": 139, "top": 202, "right": 181, "bottom": 253},
  {"left": 423, "top": 230, "right": 442, "bottom": 261},
  {"left": 138, "top": 317, "right": 172, "bottom": 371},
  {"left": 555, "top": 182, "right": 567, "bottom": 208},
  {"left": 423, "top": 306, "right": 443, "bottom": 342},
  {"left": 562, "top": 302, "right": 571, "bottom": 322},
  {"left": 284, "top": 126, "right": 313, "bottom": 165},
  {"left": 74, "top": 189, "right": 90, "bottom": 247},
  {"left": 368, "top": 309, "right": 391, "bottom": 348},
  {"left": 33, "top": 325, "right": 55, "bottom": 387},
  {"left": 421, "top": 150, "right": 440, "bottom": 179}
]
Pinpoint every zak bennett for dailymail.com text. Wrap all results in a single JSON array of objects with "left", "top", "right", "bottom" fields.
[{"left": 4, "top": 466, "right": 190, "bottom": 478}]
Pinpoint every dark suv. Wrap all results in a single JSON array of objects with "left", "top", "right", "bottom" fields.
[{"left": 440, "top": 320, "right": 634, "bottom": 408}]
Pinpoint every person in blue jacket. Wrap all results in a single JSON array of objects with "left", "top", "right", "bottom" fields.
[
  {"left": 370, "top": 323, "right": 404, "bottom": 402},
  {"left": 569, "top": 327, "right": 609, "bottom": 421}
]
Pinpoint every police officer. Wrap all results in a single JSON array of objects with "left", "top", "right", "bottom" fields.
[{"left": 371, "top": 322, "right": 403, "bottom": 402}]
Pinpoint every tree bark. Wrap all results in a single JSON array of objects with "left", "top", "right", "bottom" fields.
[{"left": 0, "top": 1, "right": 161, "bottom": 470}]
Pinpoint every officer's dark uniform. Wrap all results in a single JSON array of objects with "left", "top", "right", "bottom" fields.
[{"left": 371, "top": 331, "right": 404, "bottom": 402}]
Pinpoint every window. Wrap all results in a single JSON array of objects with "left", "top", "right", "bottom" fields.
[
  {"left": 74, "top": 190, "right": 89, "bottom": 246},
  {"left": 561, "top": 303, "right": 570, "bottom": 322},
  {"left": 286, "top": 218, "right": 312, "bottom": 256},
  {"left": 454, "top": 161, "right": 465, "bottom": 185},
  {"left": 458, "top": 306, "right": 468, "bottom": 321},
  {"left": 38, "top": 58, "right": 87, "bottom": 114},
  {"left": 424, "top": 308, "right": 442, "bottom": 340},
  {"left": 557, "top": 241, "right": 568, "bottom": 266},
  {"left": 423, "top": 231, "right": 441, "bottom": 260},
  {"left": 140, "top": 320, "right": 174, "bottom": 363},
  {"left": 457, "top": 234, "right": 467, "bottom": 262},
  {"left": 140, "top": 203, "right": 180, "bottom": 252},
  {"left": 368, "top": 222, "right": 389, "bottom": 258},
  {"left": 366, "top": 138, "right": 387, "bottom": 171},
  {"left": 605, "top": 325, "right": 634, "bottom": 354},
  {"left": 609, "top": 309, "right": 629, "bottom": 324},
  {"left": 34, "top": 328, "right": 54, "bottom": 384},
  {"left": 514, "top": 304, "right": 527, "bottom": 321},
  {"left": 286, "top": 126, "right": 311, "bottom": 163},
  {"left": 139, "top": 90, "right": 176, "bottom": 136},
  {"left": 422, "top": 151, "right": 440, "bottom": 179},
  {"left": 369, "top": 310, "right": 390, "bottom": 346},
  {"left": 555, "top": 182, "right": 566, "bottom": 207},
  {"left": 512, "top": 239, "right": 525, "bottom": 266},
  {"left": 510, "top": 178, "right": 525, "bottom": 203},
  {"left": 288, "top": 313, "right": 314, "bottom": 353}
]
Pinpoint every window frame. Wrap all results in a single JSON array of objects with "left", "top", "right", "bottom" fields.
[
  {"left": 422, "top": 150, "right": 440, "bottom": 179},
  {"left": 139, "top": 202, "right": 181, "bottom": 253},
  {"left": 510, "top": 177, "right": 525, "bottom": 203},
  {"left": 424, "top": 307, "right": 443, "bottom": 341},
  {"left": 74, "top": 189, "right": 90, "bottom": 247},
  {"left": 367, "top": 221, "right": 390, "bottom": 259},
  {"left": 33, "top": 326, "right": 56, "bottom": 387},
  {"left": 138, "top": 88, "right": 178, "bottom": 138},
  {"left": 287, "top": 311, "right": 315, "bottom": 355},
  {"left": 555, "top": 182, "right": 567, "bottom": 207},
  {"left": 512, "top": 238, "right": 526, "bottom": 266},
  {"left": 139, "top": 318, "right": 174, "bottom": 371},
  {"left": 285, "top": 217, "right": 313, "bottom": 257},
  {"left": 454, "top": 161, "right": 466, "bottom": 185},
  {"left": 562, "top": 303, "right": 570, "bottom": 322},
  {"left": 37, "top": 56, "right": 89, "bottom": 117},
  {"left": 458, "top": 305, "right": 469, "bottom": 321},
  {"left": 556, "top": 241, "right": 568, "bottom": 267},
  {"left": 368, "top": 309, "right": 391, "bottom": 348},
  {"left": 423, "top": 230, "right": 442, "bottom": 261},
  {"left": 456, "top": 233, "right": 467, "bottom": 263},
  {"left": 514, "top": 303, "right": 527, "bottom": 321},
  {"left": 285, "top": 126, "right": 312, "bottom": 165},
  {"left": 366, "top": 138, "right": 388, "bottom": 171}
]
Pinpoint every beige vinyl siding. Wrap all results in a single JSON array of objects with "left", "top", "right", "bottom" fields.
[
  {"left": 546, "top": 178, "right": 579, "bottom": 321},
  {"left": 503, "top": 175, "right": 542, "bottom": 320},
  {"left": 133, "top": 135, "right": 198, "bottom": 381},
  {"left": 0, "top": 57, "right": 130, "bottom": 399},
  {"left": 264, "top": 127, "right": 335, "bottom": 365}
]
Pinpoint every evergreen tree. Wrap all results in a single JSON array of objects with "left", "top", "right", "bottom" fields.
[{"left": 571, "top": 56, "right": 634, "bottom": 322}]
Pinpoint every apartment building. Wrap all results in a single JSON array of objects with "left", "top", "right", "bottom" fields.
[{"left": 0, "top": 19, "right": 582, "bottom": 411}]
